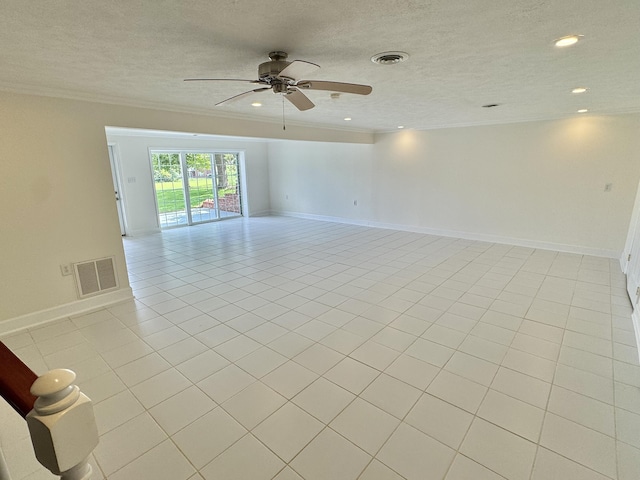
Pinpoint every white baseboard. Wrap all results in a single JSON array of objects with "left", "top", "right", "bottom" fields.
[
  {"left": 632, "top": 310, "right": 640, "bottom": 362},
  {"left": 0, "top": 288, "right": 134, "bottom": 336},
  {"left": 271, "top": 210, "right": 621, "bottom": 259},
  {"left": 248, "top": 209, "right": 271, "bottom": 217},
  {"left": 125, "top": 227, "right": 161, "bottom": 237}
]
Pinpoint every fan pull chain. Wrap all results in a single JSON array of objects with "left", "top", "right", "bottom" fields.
[{"left": 282, "top": 95, "right": 286, "bottom": 131}]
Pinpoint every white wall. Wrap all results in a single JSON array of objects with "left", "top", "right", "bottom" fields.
[
  {"left": 268, "top": 140, "right": 375, "bottom": 221},
  {"left": 0, "top": 90, "right": 371, "bottom": 329},
  {"left": 269, "top": 114, "right": 640, "bottom": 257},
  {"left": 106, "top": 133, "right": 271, "bottom": 235}
]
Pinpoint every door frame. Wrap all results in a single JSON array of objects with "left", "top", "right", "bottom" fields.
[{"left": 107, "top": 143, "right": 127, "bottom": 236}]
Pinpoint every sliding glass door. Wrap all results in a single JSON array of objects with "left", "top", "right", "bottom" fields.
[{"left": 151, "top": 150, "right": 242, "bottom": 228}]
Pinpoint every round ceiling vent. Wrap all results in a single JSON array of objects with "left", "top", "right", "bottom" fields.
[{"left": 371, "top": 51, "right": 409, "bottom": 65}]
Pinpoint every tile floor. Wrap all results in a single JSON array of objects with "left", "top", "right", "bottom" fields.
[{"left": 2, "top": 216, "right": 640, "bottom": 480}]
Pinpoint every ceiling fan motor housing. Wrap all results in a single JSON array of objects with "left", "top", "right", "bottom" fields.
[
  {"left": 258, "top": 60, "right": 290, "bottom": 80},
  {"left": 258, "top": 51, "right": 291, "bottom": 81}
]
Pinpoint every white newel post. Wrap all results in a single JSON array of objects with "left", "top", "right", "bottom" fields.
[{"left": 25, "top": 369, "right": 99, "bottom": 480}]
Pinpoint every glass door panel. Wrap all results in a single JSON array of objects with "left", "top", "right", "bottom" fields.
[
  {"left": 215, "top": 153, "right": 242, "bottom": 217},
  {"left": 151, "top": 153, "right": 187, "bottom": 228},
  {"left": 185, "top": 153, "right": 219, "bottom": 224}
]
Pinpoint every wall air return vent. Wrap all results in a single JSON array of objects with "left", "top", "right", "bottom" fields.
[{"left": 73, "top": 257, "right": 118, "bottom": 299}]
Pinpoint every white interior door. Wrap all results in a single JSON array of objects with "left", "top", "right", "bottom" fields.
[{"left": 108, "top": 145, "right": 126, "bottom": 236}]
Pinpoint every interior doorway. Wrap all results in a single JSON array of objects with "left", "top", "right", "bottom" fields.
[{"left": 150, "top": 150, "right": 243, "bottom": 228}]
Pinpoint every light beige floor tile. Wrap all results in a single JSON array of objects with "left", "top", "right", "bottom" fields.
[
  {"left": 114, "top": 352, "right": 171, "bottom": 387},
  {"left": 130, "top": 368, "right": 191, "bottom": 408},
  {"left": 324, "top": 357, "right": 380, "bottom": 394},
  {"left": 292, "top": 377, "right": 355, "bottom": 423},
  {"left": 502, "top": 348, "right": 556, "bottom": 382},
  {"left": 200, "top": 434, "right": 284, "bottom": 480},
  {"left": 426, "top": 370, "right": 487, "bottom": 413},
  {"left": 253, "top": 402, "right": 324, "bottom": 462},
  {"left": 290, "top": 428, "right": 371, "bottom": 480},
  {"left": 531, "top": 447, "right": 611, "bottom": 480},
  {"left": 149, "top": 385, "right": 215, "bottom": 435},
  {"left": 539, "top": 413, "right": 616, "bottom": 478},
  {"left": 330, "top": 398, "right": 400, "bottom": 455},
  {"left": 371, "top": 326, "right": 416, "bottom": 352},
  {"left": 293, "top": 342, "right": 344, "bottom": 374},
  {"left": 109, "top": 440, "right": 194, "bottom": 480},
  {"left": 268, "top": 332, "right": 315, "bottom": 358},
  {"left": 554, "top": 364, "right": 614, "bottom": 404},
  {"left": 93, "top": 389, "right": 145, "bottom": 435},
  {"left": 457, "top": 335, "right": 508, "bottom": 364},
  {"left": 94, "top": 412, "right": 166, "bottom": 475},
  {"left": 197, "top": 364, "right": 255, "bottom": 404},
  {"left": 444, "top": 454, "right": 506, "bottom": 480},
  {"left": 222, "top": 381, "right": 287, "bottom": 429},
  {"left": 273, "top": 467, "right": 304, "bottom": 480},
  {"left": 158, "top": 337, "right": 208, "bottom": 365},
  {"left": 405, "top": 393, "right": 473, "bottom": 449},
  {"left": 615, "top": 381, "right": 640, "bottom": 414},
  {"left": 477, "top": 389, "right": 545, "bottom": 441},
  {"left": 444, "top": 351, "right": 499, "bottom": 386},
  {"left": 460, "top": 418, "right": 536, "bottom": 480},
  {"left": 383, "top": 354, "right": 440, "bottom": 390},
  {"left": 360, "top": 373, "right": 422, "bottom": 419},
  {"left": 421, "top": 324, "right": 466, "bottom": 349},
  {"left": 547, "top": 385, "right": 615, "bottom": 436},
  {"left": 617, "top": 441, "right": 640, "bottom": 480},
  {"left": 172, "top": 407, "right": 247, "bottom": 469},
  {"left": 404, "top": 338, "right": 455, "bottom": 367},
  {"left": 262, "top": 360, "right": 318, "bottom": 399},
  {"left": 358, "top": 460, "right": 404, "bottom": 479},
  {"left": 234, "top": 346, "right": 288, "bottom": 378},
  {"left": 510, "top": 332, "right": 560, "bottom": 361},
  {"left": 616, "top": 407, "right": 640, "bottom": 449},
  {"left": 176, "top": 349, "right": 229, "bottom": 382},
  {"left": 377, "top": 423, "right": 455, "bottom": 480}
]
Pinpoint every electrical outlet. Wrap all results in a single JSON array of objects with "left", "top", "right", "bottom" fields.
[{"left": 60, "top": 264, "right": 72, "bottom": 276}]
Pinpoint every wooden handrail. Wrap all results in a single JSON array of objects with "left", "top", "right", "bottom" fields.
[{"left": 0, "top": 341, "right": 37, "bottom": 418}]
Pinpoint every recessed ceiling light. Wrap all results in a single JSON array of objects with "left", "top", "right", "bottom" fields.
[
  {"left": 344, "top": 117, "right": 352, "bottom": 121},
  {"left": 572, "top": 87, "right": 588, "bottom": 94},
  {"left": 371, "top": 51, "right": 409, "bottom": 65},
  {"left": 555, "top": 35, "right": 581, "bottom": 47},
  {"left": 577, "top": 109, "right": 588, "bottom": 113},
  {"left": 397, "top": 126, "right": 405, "bottom": 129},
  {"left": 251, "top": 102, "right": 262, "bottom": 107}
]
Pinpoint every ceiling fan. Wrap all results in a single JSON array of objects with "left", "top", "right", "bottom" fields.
[{"left": 184, "top": 51, "right": 372, "bottom": 111}]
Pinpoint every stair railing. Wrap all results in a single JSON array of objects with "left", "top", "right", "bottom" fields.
[{"left": 0, "top": 341, "right": 98, "bottom": 480}]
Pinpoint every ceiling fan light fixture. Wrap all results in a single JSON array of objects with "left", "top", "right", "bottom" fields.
[
  {"left": 554, "top": 35, "right": 581, "bottom": 47},
  {"left": 371, "top": 51, "right": 409, "bottom": 65}
]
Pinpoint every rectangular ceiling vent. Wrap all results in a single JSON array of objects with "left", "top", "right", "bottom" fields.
[{"left": 73, "top": 257, "right": 119, "bottom": 299}]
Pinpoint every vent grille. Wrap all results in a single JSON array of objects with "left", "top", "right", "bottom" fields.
[{"left": 73, "top": 257, "right": 118, "bottom": 298}]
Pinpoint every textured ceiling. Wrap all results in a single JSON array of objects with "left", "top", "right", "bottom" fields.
[{"left": 1, "top": 0, "right": 639, "bottom": 132}]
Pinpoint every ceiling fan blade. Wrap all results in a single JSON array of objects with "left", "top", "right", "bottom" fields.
[
  {"left": 215, "top": 87, "right": 270, "bottom": 106},
  {"left": 296, "top": 80, "right": 372, "bottom": 95},
  {"left": 184, "top": 78, "right": 260, "bottom": 83},
  {"left": 278, "top": 60, "right": 320, "bottom": 81},
  {"left": 285, "top": 89, "right": 315, "bottom": 111}
]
